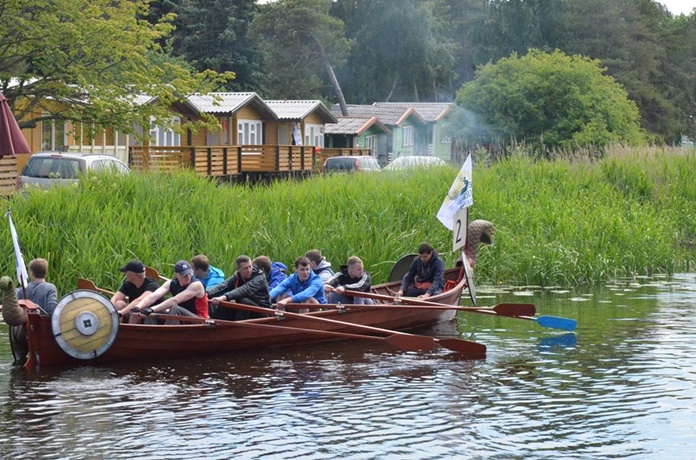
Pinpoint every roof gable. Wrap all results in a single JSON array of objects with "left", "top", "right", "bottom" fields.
[
  {"left": 325, "top": 116, "right": 390, "bottom": 135},
  {"left": 333, "top": 104, "right": 425, "bottom": 126},
  {"left": 186, "top": 92, "right": 277, "bottom": 119},
  {"left": 265, "top": 100, "right": 337, "bottom": 123},
  {"left": 372, "top": 102, "right": 454, "bottom": 122}
]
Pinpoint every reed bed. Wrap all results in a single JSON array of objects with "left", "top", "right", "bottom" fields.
[{"left": 1, "top": 147, "right": 695, "bottom": 295}]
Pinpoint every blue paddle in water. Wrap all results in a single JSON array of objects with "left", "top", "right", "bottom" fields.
[{"left": 518, "top": 314, "right": 577, "bottom": 331}]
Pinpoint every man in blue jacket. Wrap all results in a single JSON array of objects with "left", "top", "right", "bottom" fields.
[
  {"left": 269, "top": 256, "right": 327, "bottom": 308},
  {"left": 396, "top": 243, "right": 445, "bottom": 299}
]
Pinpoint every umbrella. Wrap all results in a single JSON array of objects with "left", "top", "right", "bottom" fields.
[{"left": 0, "top": 91, "right": 31, "bottom": 158}]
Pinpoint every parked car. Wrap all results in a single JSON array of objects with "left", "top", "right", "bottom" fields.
[
  {"left": 383, "top": 155, "right": 447, "bottom": 170},
  {"left": 16, "top": 152, "right": 130, "bottom": 189},
  {"left": 323, "top": 155, "right": 381, "bottom": 173}
]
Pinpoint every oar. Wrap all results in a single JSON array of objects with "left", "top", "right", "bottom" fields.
[
  {"left": 346, "top": 290, "right": 536, "bottom": 317},
  {"left": 218, "top": 300, "right": 486, "bottom": 356},
  {"left": 140, "top": 312, "right": 431, "bottom": 352},
  {"left": 146, "top": 266, "right": 169, "bottom": 282},
  {"left": 348, "top": 290, "right": 575, "bottom": 330},
  {"left": 514, "top": 314, "right": 577, "bottom": 331},
  {"left": 77, "top": 279, "right": 435, "bottom": 352},
  {"left": 285, "top": 301, "right": 536, "bottom": 317},
  {"left": 77, "top": 278, "right": 115, "bottom": 297}
]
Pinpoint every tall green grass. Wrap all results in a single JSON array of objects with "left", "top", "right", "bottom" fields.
[{"left": 1, "top": 147, "right": 695, "bottom": 295}]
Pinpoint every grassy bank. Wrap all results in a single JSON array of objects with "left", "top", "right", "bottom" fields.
[{"left": 1, "top": 146, "right": 695, "bottom": 294}]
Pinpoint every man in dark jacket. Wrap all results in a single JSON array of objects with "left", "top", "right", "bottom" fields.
[
  {"left": 208, "top": 255, "right": 271, "bottom": 320},
  {"left": 397, "top": 243, "right": 446, "bottom": 299},
  {"left": 325, "top": 256, "right": 373, "bottom": 305}
]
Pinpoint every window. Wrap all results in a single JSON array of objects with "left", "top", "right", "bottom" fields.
[
  {"left": 150, "top": 116, "right": 181, "bottom": 147},
  {"left": 365, "top": 135, "right": 377, "bottom": 155},
  {"left": 304, "top": 124, "right": 324, "bottom": 147},
  {"left": 402, "top": 126, "right": 414, "bottom": 147},
  {"left": 238, "top": 119, "right": 263, "bottom": 145},
  {"left": 41, "top": 115, "right": 67, "bottom": 151}
]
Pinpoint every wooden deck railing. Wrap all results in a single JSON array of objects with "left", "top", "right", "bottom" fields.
[{"left": 129, "top": 145, "right": 372, "bottom": 177}]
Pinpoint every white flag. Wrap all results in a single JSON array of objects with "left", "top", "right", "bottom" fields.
[
  {"left": 6, "top": 210, "right": 29, "bottom": 289},
  {"left": 437, "top": 153, "right": 473, "bottom": 230}
]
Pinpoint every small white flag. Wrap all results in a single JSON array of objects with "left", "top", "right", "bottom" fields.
[
  {"left": 6, "top": 210, "right": 29, "bottom": 289},
  {"left": 437, "top": 153, "right": 473, "bottom": 230}
]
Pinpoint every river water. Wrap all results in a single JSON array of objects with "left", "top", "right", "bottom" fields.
[{"left": 0, "top": 274, "right": 694, "bottom": 459}]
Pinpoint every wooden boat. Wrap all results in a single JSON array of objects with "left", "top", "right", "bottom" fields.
[{"left": 15, "top": 265, "right": 474, "bottom": 369}]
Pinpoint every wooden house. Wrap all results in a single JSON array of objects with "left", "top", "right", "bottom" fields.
[
  {"left": 324, "top": 116, "right": 390, "bottom": 165},
  {"left": 332, "top": 104, "right": 427, "bottom": 162},
  {"left": 373, "top": 102, "right": 454, "bottom": 161},
  {"left": 264, "top": 100, "right": 337, "bottom": 147}
]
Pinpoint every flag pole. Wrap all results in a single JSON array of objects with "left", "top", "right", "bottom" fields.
[{"left": 5, "top": 208, "right": 29, "bottom": 300}]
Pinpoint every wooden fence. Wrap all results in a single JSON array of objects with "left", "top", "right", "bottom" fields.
[{"left": 129, "top": 145, "right": 372, "bottom": 178}]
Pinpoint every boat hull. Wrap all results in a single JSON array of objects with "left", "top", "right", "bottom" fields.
[{"left": 22, "top": 269, "right": 465, "bottom": 368}]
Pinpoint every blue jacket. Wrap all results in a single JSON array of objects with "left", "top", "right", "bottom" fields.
[
  {"left": 269, "top": 261, "right": 289, "bottom": 292},
  {"left": 269, "top": 270, "right": 327, "bottom": 304},
  {"left": 200, "top": 265, "right": 226, "bottom": 289}
]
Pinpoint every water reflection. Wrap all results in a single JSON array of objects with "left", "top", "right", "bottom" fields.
[{"left": 0, "top": 274, "right": 695, "bottom": 459}]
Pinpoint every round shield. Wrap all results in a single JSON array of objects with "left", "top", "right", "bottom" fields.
[
  {"left": 388, "top": 253, "right": 418, "bottom": 282},
  {"left": 51, "top": 290, "right": 119, "bottom": 360}
]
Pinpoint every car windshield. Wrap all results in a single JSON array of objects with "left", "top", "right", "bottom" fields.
[
  {"left": 325, "top": 157, "right": 358, "bottom": 170},
  {"left": 23, "top": 157, "right": 83, "bottom": 179}
]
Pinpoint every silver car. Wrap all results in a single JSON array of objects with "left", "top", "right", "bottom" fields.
[{"left": 17, "top": 152, "right": 130, "bottom": 189}]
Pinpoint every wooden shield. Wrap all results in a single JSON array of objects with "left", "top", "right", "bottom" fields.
[{"left": 51, "top": 290, "right": 119, "bottom": 360}]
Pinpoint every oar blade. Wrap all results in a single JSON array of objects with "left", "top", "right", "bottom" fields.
[
  {"left": 493, "top": 303, "right": 536, "bottom": 317},
  {"left": 385, "top": 334, "right": 437, "bottom": 352},
  {"left": 77, "top": 278, "right": 96, "bottom": 290},
  {"left": 536, "top": 315, "right": 577, "bottom": 331},
  {"left": 437, "top": 338, "right": 487, "bottom": 357}
]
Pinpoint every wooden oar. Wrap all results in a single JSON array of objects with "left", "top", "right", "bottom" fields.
[
  {"left": 289, "top": 302, "right": 535, "bottom": 317},
  {"left": 146, "top": 266, "right": 169, "bottom": 282},
  {"left": 348, "top": 290, "right": 575, "bottom": 330},
  {"left": 77, "top": 278, "right": 115, "bottom": 297},
  {"left": 285, "top": 301, "right": 535, "bottom": 317},
  {"left": 141, "top": 313, "right": 432, "bottom": 352},
  {"left": 218, "top": 300, "right": 486, "bottom": 356},
  {"left": 346, "top": 290, "right": 536, "bottom": 317},
  {"left": 78, "top": 278, "right": 432, "bottom": 351}
]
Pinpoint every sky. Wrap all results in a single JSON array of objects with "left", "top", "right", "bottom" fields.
[{"left": 660, "top": 0, "right": 696, "bottom": 16}]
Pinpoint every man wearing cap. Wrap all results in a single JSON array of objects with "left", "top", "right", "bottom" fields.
[
  {"left": 111, "top": 260, "right": 162, "bottom": 321},
  {"left": 133, "top": 260, "right": 209, "bottom": 324}
]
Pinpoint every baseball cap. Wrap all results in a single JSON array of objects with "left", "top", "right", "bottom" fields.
[
  {"left": 174, "top": 260, "right": 194, "bottom": 277},
  {"left": 119, "top": 260, "right": 145, "bottom": 273}
]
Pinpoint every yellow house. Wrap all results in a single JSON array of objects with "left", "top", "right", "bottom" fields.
[{"left": 263, "top": 100, "right": 337, "bottom": 147}]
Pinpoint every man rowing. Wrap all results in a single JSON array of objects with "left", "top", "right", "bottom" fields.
[{"left": 132, "top": 260, "right": 208, "bottom": 324}]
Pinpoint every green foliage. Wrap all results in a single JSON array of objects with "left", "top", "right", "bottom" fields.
[
  {"left": 170, "top": 0, "right": 263, "bottom": 92},
  {"left": 249, "top": 0, "right": 352, "bottom": 100},
  {"left": 0, "top": 0, "right": 233, "bottom": 136},
  {"left": 2, "top": 148, "right": 696, "bottom": 294},
  {"left": 456, "top": 50, "right": 646, "bottom": 153}
]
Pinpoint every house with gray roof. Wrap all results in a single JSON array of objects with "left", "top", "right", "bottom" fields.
[
  {"left": 264, "top": 100, "right": 337, "bottom": 147},
  {"left": 186, "top": 92, "right": 277, "bottom": 146},
  {"left": 324, "top": 116, "right": 390, "bottom": 164},
  {"left": 332, "top": 102, "right": 456, "bottom": 162}
]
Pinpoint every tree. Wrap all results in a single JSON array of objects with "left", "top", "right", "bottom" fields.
[
  {"left": 455, "top": 50, "right": 646, "bottom": 153},
  {"left": 333, "top": 0, "right": 458, "bottom": 103},
  {"left": 0, "top": 0, "right": 232, "bottom": 136},
  {"left": 169, "top": 0, "right": 263, "bottom": 92},
  {"left": 249, "top": 0, "right": 351, "bottom": 113}
]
